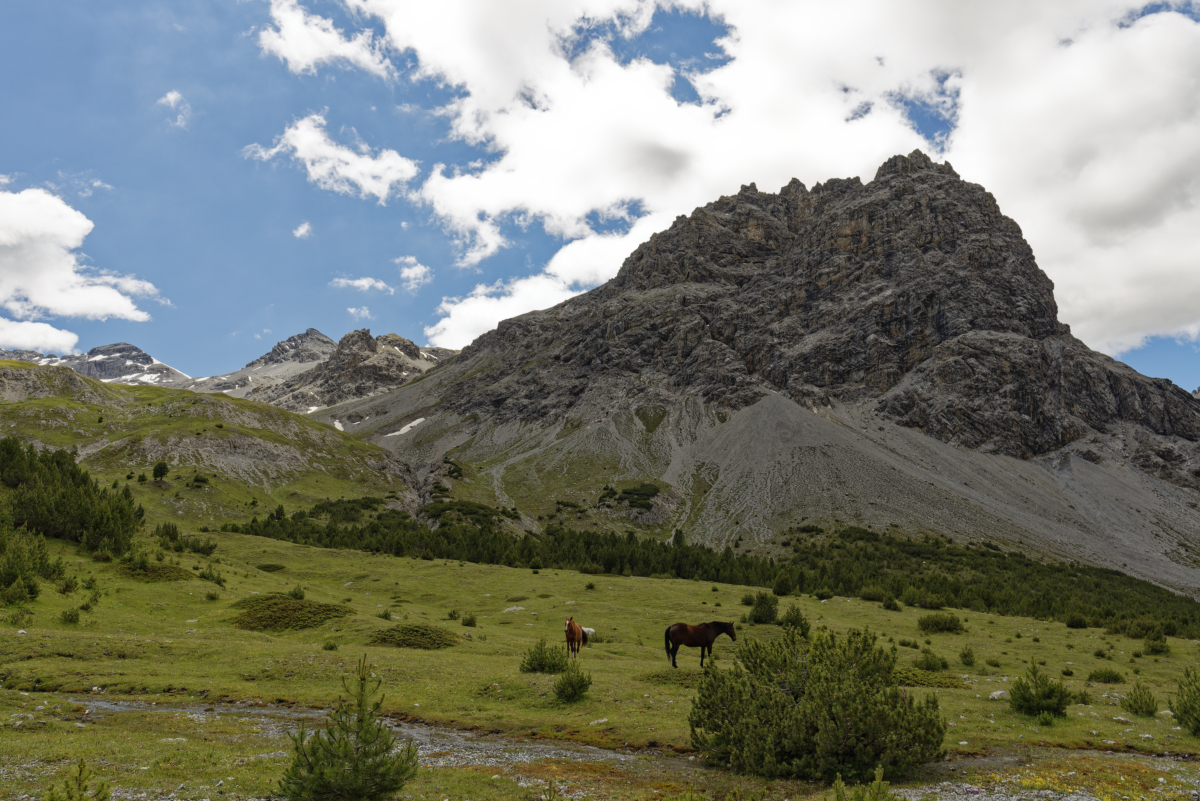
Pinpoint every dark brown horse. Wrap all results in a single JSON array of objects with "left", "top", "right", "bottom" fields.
[
  {"left": 665, "top": 621, "right": 736, "bottom": 668},
  {"left": 565, "top": 616, "right": 588, "bottom": 658}
]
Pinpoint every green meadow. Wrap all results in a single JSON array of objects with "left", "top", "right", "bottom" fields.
[{"left": 4, "top": 526, "right": 1200, "bottom": 800}]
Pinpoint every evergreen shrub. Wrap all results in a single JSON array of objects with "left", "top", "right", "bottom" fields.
[
  {"left": 44, "top": 759, "right": 110, "bottom": 801},
  {"left": 1088, "top": 668, "right": 1125, "bottom": 684},
  {"left": 778, "top": 605, "right": 810, "bottom": 636},
  {"left": 882, "top": 597, "right": 901, "bottom": 612},
  {"left": 277, "top": 654, "right": 417, "bottom": 801},
  {"left": 519, "top": 638, "right": 569, "bottom": 673},
  {"left": 917, "top": 613, "right": 963, "bottom": 634},
  {"left": 1066, "top": 613, "right": 1088, "bottom": 629},
  {"left": 1169, "top": 667, "right": 1200, "bottom": 736},
  {"left": 772, "top": 571, "right": 792, "bottom": 596},
  {"left": 553, "top": 661, "right": 592, "bottom": 702},
  {"left": 958, "top": 645, "right": 976, "bottom": 667},
  {"left": 1009, "top": 665, "right": 1071, "bottom": 718},
  {"left": 913, "top": 648, "right": 948, "bottom": 671},
  {"left": 749, "top": 591, "right": 778, "bottom": 624},
  {"left": 1120, "top": 682, "right": 1158, "bottom": 717},
  {"left": 688, "top": 627, "right": 946, "bottom": 781},
  {"left": 370, "top": 624, "right": 457, "bottom": 650}
]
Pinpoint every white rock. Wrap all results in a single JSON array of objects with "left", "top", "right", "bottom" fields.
[{"left": 989, "top": 690, "right": 1008, "bottom": 701}]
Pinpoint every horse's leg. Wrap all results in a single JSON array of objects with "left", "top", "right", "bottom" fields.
[{"left": 670, "top": 643, "right": 679, "bottom": 669}]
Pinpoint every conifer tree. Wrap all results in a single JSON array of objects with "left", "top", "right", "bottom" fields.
[{"left": 278, "top": 654, "right": 418, "bottom": 801}]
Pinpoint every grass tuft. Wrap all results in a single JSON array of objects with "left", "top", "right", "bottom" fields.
[
  {"left": 231, "top": 595, "right": 352, "bottom": 630},
  {"left": 369, "top": 623, "right": 458, "bottom": 650}
]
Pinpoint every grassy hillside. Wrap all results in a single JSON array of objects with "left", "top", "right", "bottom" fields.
[
  {"left": 0, "top": 360, "right": 409, "bottom": 524},
  {"left": 3, "top": 525, "right": 1200, "bottom": 799}
]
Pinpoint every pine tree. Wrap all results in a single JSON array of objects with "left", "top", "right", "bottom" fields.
[
  {"left": 43, "top": 759, "right": 110, "bottom": 801},
  {"left": 277, "top": 654, "right": 418, "bottom": 801}
]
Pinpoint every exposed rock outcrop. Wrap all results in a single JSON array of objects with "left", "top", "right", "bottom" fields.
[
  {"left": 2, "top": 343, "right": 192, "bottom": 386},
  {"left": 246, "top": 329, "right": 443, "bottom": 412}
]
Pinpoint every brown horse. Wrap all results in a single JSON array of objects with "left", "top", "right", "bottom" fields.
[
  {"left": 565, "top": 616, "right": 588, "bottom": 658},
  {"left": 665, "top": 621, "right": 736, "bottom": 668}
]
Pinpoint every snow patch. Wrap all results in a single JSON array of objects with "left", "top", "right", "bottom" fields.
[
  {"left": 333, "top": 420, "right": 344, "bottom": 431},
  {"left": 306, "top": 406, "right": 321, "bottom": 414},
  {"left": 398, "top": 418, "right": 425, "bottom": 435}
]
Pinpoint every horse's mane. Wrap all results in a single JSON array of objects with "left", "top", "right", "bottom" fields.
[{"left": 709, "top": 621, "right": 735, "bottom": 633}]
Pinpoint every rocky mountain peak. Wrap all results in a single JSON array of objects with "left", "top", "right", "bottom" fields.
[{"left": 245, "top": 328, "right": 336, "bottom": 369}]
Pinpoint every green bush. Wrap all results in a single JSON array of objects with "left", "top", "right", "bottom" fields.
[
  {"left": 813, "top": 588, "right": 834, "bottom": 601},
  {"left": 740, "top": 593, "right": 755, "bottom": 606},
  {"left": 1061, "top": 667, "right": 1073, "bottom": 677},
  {"left": 1009, "top": 664, "right": 1071, "bottom": 718},
  {"left": 152, "top": 461, "right": 169, "bottom": 481},
  {"left": 198, "top": 564, "right": 225, "bottom": 587},
  {"left": 461, "top": 612, "right": 477, "bottom": 627},
  {"left": 899, "top": 586, "right": 943, "bottom": 609},
  {"left": 552, "top": 661, "right": 593, "bottom": 702},
  {"left": 772, "top": 570, "right": 792, "bottom": 597},
  {"left": 322, "top": 641, "right": 338, "bottom": 651},
  {"left": 689, "top": 627, "right": 946, "bottom": 781},
  {"left": 958, "top": 645, "right": 975, "bottom": 667},
  {"left": 519, "top": 637, "right": 570, "bottom": 673},
  {"left": 232, "top": 595, "right": 352, "bottom": 631},
  {"left": 44, "top": 759, "right": 110, "bottom": 801},
  {"left": 1121, "top": 682, "right": 1158, "bottom": 717},
  {"left": 1, "top": 525, "right": 64, "bottom": 605},
  {"left": 985, "top": 658, "right": 1000, "bottom": 668},
  {"left": 882, "top": 597, "right": 901, "bottom": 612},
  {"left": 1066, "top": 613, "right": 1088, "bottom": 629},
  {"left": 1088, "top": 668, "right": 1125, "bottom": 684},
  {"left": 370, "top": 624, "right": 457, "bottom": 650},
  {"left": 749, "top": 591, "right": 778, "bottom": 624},
  {"left": 204, "top": 590, "right": 220, "bottom": 601},
  {"left": 1169, "top": 666, "right": 1200, "bottom": 736},
  {"left": 917, "top": 613, "right": 963, "bottom": 634},
  {"left": 857, "top": 585, "right": 887, "bottom": 603},
  {"left": 1144, "top": 634, "right": 1170, "bottom": 655},
  {"left": 277, "top": 654, "right": 417, "bottom": 801},
  {"left": 778, "top": 605, "right": 810, "bottom": 636},
  {"left": 287, "top": 585, "right": 305, "bottom": 600},
  {"left": 912, "top": 648, "right": 948, "bottom": 672},
  {"left": 60, "top": 608, "right": 80, "bottom": 624}
]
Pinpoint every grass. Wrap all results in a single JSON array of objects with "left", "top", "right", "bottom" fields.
[
  {"left": 230, "top": 595, "right": 353, "bottom": 631},
  {"left": 3, "top": 529, "right": 1200, "bottom": 799}
]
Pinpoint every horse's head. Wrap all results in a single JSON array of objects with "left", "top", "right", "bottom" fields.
[
  {"left": 564, "top": 617, "right": 574, "bottom": 633},
  {"left": 725, "top": 622, "right": 737, "bottom": 641}
]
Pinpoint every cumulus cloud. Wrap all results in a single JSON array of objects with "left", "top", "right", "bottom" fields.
[
  {"left": 0, "top": 188, "right": 162, "bottom": 352},
  {"left": 347, "top": 306, "right": 373, "bottom": 320},
  {"left": 292, "top": 221, "right": 312, "bottom": 238},
  {"left": 262, "top": 1, "right": 1200, "bottom": 354},
  {"left": 394, "top": 255, "right": 432, "bottom": 292},
  {"left": 157, "top": 90, "right": 192, "bottom": 128},
  {"left": 258, "top": 0, "right": 394, "bottom": 79},
  {"left": 244, "top": 113, "right": 418, "bottom": 204},
  {"left": 330, "top": 276, "right": 395, "bottom": 294},
  {"left": 0, "top": 175, "right": 11, "bottom": 186}
]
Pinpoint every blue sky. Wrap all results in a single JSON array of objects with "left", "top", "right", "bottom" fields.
[{"left": 1, "top": 1, "right": 1198, "bottom": 392}]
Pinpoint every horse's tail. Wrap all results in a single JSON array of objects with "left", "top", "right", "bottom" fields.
[
  {"left": 664, "top": 625, "right": 671, "bottom": 659},
  {"left": 581, "top": 629, "right": 589, "bottom": 646}
]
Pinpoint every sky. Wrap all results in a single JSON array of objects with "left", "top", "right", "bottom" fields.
[{"left": 1, "top": 1, "right": 1199, "bottom": 391}]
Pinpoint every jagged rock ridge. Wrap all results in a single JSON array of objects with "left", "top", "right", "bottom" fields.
[
  {"left": 0, "top": 343, "right": 191, "bottom": 386},
  {"left": 246, "top": 329, "right": 445, "bottom": 412}
]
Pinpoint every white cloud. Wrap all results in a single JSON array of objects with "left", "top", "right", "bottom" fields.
[
  {"left": 258, "top": 0, "right": 394, "bottom": 79},
  {"left": 157, "top": 90, "right": 192, "bottom": 129},
  {"left": 264, "top": 2, "right": 1200, "bottom": 354},
  {"left": 293, "top": 221, "right": 312, "bottom": 238},
  {"left": 0, "top": 188, "right": 162, "bottom": 352},
  {"left": 394, "top": 255, "right": 432, "bottom": 292},
  {"left": 0, "top": 319, "right": 79, "bottom": 354},
  {"left": 330, "top": 276, "right": 395, "bottom": 294},
  {"left": 0, "top": 175, "right": 11, "bottom": 186},
  {"left": 347, "top": 306, "right": 373, "bottom": 320},
  {"left": 244, "top": 113, "right": 418, "bottom": 204}
]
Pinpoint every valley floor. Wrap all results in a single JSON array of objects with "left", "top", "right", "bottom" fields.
[{"left": 3, "top": 532, "right": 1200, "bottom": 800}]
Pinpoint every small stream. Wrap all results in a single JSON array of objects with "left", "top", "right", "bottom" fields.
[{"left": 68, "top": 698, "right": 636, "bottom": 770}]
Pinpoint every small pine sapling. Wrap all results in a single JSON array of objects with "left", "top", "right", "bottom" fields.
[
  {"left": 277, "top": 654, "right": 417, "bottom": 801},
  {"left": 43, "top": 759, "right": 110, "bottom": 801}
]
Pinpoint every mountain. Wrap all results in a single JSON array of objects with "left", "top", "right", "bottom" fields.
[
  {"left": 0, "top": 342, "right": 191, "bottom": 386},
  {"left": 313, "top": 150, "right": 1200, "bottom": 593},
  {"left": 181, "top": 328, "right": 337, "bottom": 399},
  {"left": 242, "top": 329, "right": 446, "bottom": 412}
]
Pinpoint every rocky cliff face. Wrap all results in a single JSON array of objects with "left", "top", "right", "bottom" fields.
[
  {"left": 182, "top": 328, "right": 338, "bottom": 398},
  {"left": 315, "top": 150, "right": 1200, "bottom": 592},
  {"left": 246, "top": 329, "right": 442, "bottom": 412}
]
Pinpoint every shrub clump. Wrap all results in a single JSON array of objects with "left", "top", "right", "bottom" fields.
[
  {"left": 689, "top": 627, "right": 946, "bottom": 781},
  {"left": 461, "top": 612, "right": 477, "bottom": 627},
  {"left": 115, "top": 550, "right": 193, "bottom": 582},
  {"left": 519, "top": 638, "right": 570, "bottom": 673},
  {"left": 749, "top": 591, "right": 778, "bottom": 624},
  {"left": 1066, "top": 613, "right": 1088, "bottom": 629},
  {"left": 1087, "top": 668, "right": 1126, "bottom": 684},
  {"left": 1121, "top": 682, "right": 1158, "bottom": 717},
  {"left": 1170, "top": 667, "right": 1200, "bottom": 736},
  {"left": 917, "top": 612, "right": 964, "bottom": 634},
  {"left": 778, "top": 605, "right": 810, "bottom": 636},
  {"left": 552, "top": 661, "right": 593, "bottom": 702},
  {"left": 232, "top": 595, "right": 352, "bottom": 630},
  {"left": 257, "top": 563, "right": 286, "bottom": 572},
  {"left": 369, "top": 624, "right": 457, "bottom": 650},
  {"left": 913, "top": 648, "right": 948, "bottom": 672},
  {"left": 277, "top": 654, "right": 417, "bottom": 801},
  {"left": 1009, "top": 664, "right": 1072, "bottom": 718},
  {"left": 958, "top": 645, "right": 976, "bottom": 667}
]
